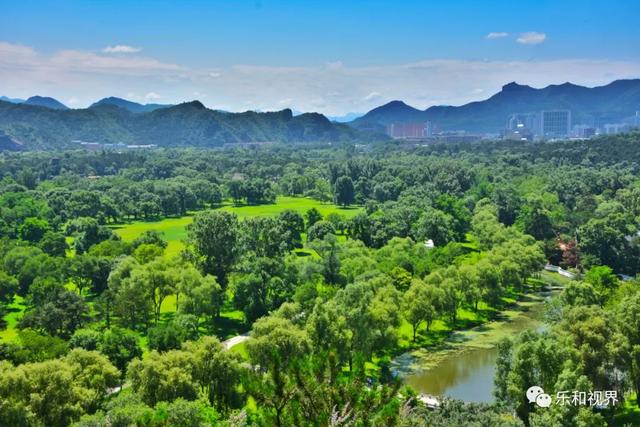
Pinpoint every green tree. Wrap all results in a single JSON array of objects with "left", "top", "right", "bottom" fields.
[
  {"left": 403, "top": 279, "right": 443, "bottom": 341},
  {"left": 584, "top": 265, "right": 619, "bottom": 305},
  {"left": 131, "top": 230, "right": 168, "bottom": 250},
  {"left": 20, "top": 288, "right": 89, "bottom": 338},
  {"left": 63, "top": 349, "right": 120, "bottom": 412},
  {"left": 0, "top": 270, "right": 18, "bottom": 306},
  {"left": 616, "top": 291, "right": 640, "bottom": 405},
  {"left": 100, "top": 327, "right": 143, "bottom": 373},
  {"left": 246, "top": 316, "right": 310, "bottom": 427},
  {"left": 39, "top": 231, "right": 68, "bottom": 257},
  {"left": 127, "top": 349, "right": 198, "bottom": 406},
  {"left": 334, "top": 176, "right": 356, "bottom": 207},
  {"left": 0, "top": 359, "right": 83, "bottom": 426},
  {"left": 18, "top": 217, "right": 50, "bottom": 243},
  {"left": 516, "top": 195, "right": 555, "bottom": 240},
  {"left": 187, "top": 210, "right": 240, "bottom": 288},
  {"left": 180, "top": 273, "right": 224, "bottom": 323},
  {"left": 183, "top": 337, "right": 243, "bottom": 413},
  {"left": 147, "top": 322, "right": 186, "bottom": 352},
  {"left": 69, "top": 328, "right": 101, "bottom": 351},
  {"left": 305, "top": 208, "right": 323, "bottom": 228},
  {"left": 132, "top": 243, "right": 164, "bottom": 264},
  {"left": 334, "top": 280, "right": 400, "bottom": 370},
  {"left": 129, "top": 259, "right": 178, "bottom": 323},
  {"left": 412, "top": 208, "right": 456, "bottom": 246},
  {"left": 277, "top": 209, "right": 305, "bottom": 250},
  {"left": 306, "top": 220, "right": 336, "bottom": 242}
]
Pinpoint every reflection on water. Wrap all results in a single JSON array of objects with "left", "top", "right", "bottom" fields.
[
  {"left": 403, "top": 295, "right": 550, "bottom": 403},
  {"left": 406, "top": 347, "right": 498, "bottom": 402}
]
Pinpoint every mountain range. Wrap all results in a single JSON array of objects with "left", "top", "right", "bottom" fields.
[
  {"left": 351, "top": 79, "right": 640, "bottom": 133},
  {"left": 0, "top": 96, "right": 69, "bottom": 110},
  {"left": 0, "top": 96, "right": 25, "bottom": 104},
  {"left": 89, "top": 97, "right": 174, "bottom": 113},
  {"left": 0, "top": 100, "right": 366, "bottom": 150},
  {"left": 1, "top": 78, "right": 639, "bottom": 150}
]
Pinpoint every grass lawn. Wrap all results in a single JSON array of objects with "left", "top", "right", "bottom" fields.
[
  {"left": 112, "top": 196, "right": 362, "bottom": 257},
  {"left": 615, "top": 393, "right": 640, "bottom": 425},
  {"left": 0, "top": 296, "right": 25, "bottom": 341}
]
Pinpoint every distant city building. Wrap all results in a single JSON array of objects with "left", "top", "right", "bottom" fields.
[
  {"left": 503, "top": 128, "right": 534, "bottom": 141},
  {"left": 434, "top": 133, "right": 482, "bottom": 143},
  {"left": 572, "top": 125, "right": 597, "bottom": 139},
  {"left": 603, "top": 123, "right": 632, "bottom": 135},
  {"left": 222, "top": 141, "right": 275, "bottom": 149},
  {"left": 387, "top": 122, "right": 431, "bottom": 139},
  {"left": 507, "top": 112, "right": 539, "bottom": 133},
  {"left": 74, "top": 140, "right": 157, "bottom": 150},
  {"left": 541, "top": 110, "right": 571, "bottom": 138},
  {"left": 504, "top": 112, "right": 539, "bottom": 140}
]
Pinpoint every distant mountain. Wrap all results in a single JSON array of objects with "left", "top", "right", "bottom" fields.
[
  {"left": 23, "top": 96, "right": 69, "bottom": 110},
  {"left": 0, "top": 100, "right": 371, "bottom": 150},
  {"left": 327, "top": 112, "right": 363, "bottom": 123},
  {"left": 90, "top": 97, "right": 173, "bottom": 113},
  {"left": 351, "top": 79, "right": 640, "bottom": 133},
  {"left": 0, "top": 130, "right": 23, "bottom": 151},
  {"left": 0, "top": 96, "right": 25, "bottom": 104}
]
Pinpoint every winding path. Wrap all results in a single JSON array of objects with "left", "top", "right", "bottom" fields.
[{"left": 222, "top": 333, "right": 250, "bottom": 349}]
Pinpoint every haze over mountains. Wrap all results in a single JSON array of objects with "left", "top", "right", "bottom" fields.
[
  {"left": 1, "top": 78, "right": 639, "bottom": 150},
  {"left": 90, "top": 97, "right": 174, "bottom": 113},
  {"left": 1, "top": 96, "right": 70, "bottom": 110},
  {"left": 0, "top": 100, "right": 364, "bottom": 150},
  {"left": 352, "top": 79, "right": 640, "bottom": 133}
]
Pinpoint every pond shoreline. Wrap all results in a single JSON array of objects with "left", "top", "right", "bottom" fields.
[{"left": 392, "top": 292, "right": 552, "bottom": 402}]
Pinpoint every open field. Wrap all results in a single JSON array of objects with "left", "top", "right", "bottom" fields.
[
  {"left": 1, "top": 197, "right": 362, "bottom": 344},
  {"left": 0, "top": 296, "right": 25, "bottom": 341},
  {"left": 112, "top": 196, "right": 362, "bottom": 256}
]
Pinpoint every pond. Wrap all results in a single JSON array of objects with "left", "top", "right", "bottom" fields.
[{"left": 396, "top": 293, "right": 552, "bottom": 403}]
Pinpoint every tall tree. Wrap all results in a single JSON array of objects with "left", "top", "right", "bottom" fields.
[
  {"left": 334, "top": 176, "right": 355, "bottom": 207},
  {"left": 187, "top": 210, "right": 240, "bottom": 288},
  {"left": 403, "top": 279, "right": 443, "bottom": 341}
]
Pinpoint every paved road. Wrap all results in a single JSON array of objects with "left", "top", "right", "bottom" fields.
[{"left": 223, "top": 333, "right": 250, "bottom": 349}]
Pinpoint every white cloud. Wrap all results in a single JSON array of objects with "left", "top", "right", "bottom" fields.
[
  {"left": 144, "top": 92, "right": 161, "bottom": 100},
  {"left": 208, "top": 72, "right": 222, "bottom": 78},
  {"left": 2, "top": 41, "right": 640, "bottom": 115},
  {"left": 325, "top": 61, "right": 344, "bottom": 70},
  {"left": 50, "top": 50, "right": 181, "bottom": 74},
  {"left": 102, "top": 45, "right": 141, "bottom": 53},
  {"left": 486, "top": 32, "right": 509, "bottom": 39},
  {"left": 516, "top": 32, "right": 547, "bottom": 45},
  {"left": 362, "top": 91, "right": 381, "bottom": 101}
]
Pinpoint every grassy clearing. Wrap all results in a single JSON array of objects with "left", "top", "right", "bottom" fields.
[
  {"left": 615, "top": 393, "right": 640, "bottom": 425},
  {"left": 2, "top": 197, "right": 359, "bottom": 345},
  {"left": 0, "top": 296, "right": 25, "bottom": 341},
  {"left": 112, "top": 196, "right": 362, "bottom": 257}
]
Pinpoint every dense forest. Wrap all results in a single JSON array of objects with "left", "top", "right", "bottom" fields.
[{"left": 1, "top": 132, "right": 640, "bottom": 426}]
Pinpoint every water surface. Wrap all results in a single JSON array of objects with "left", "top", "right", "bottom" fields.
[{"left": 399, "top": 295, "right": 549, "bottom": 403}]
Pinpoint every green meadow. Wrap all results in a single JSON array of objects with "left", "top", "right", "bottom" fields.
[
  {"left": 112, "top": 196, "right": 362, "bottom": 256},
  {"left": 1, "top": 197, "right": 361, "bottom": 345}
]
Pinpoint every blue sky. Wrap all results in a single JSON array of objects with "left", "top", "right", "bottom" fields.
[{"left": 1, "top": 0, "right": 639, "bottom": 115}]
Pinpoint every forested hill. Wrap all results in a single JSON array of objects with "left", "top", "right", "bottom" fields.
[
  {"left": 89, "top": 97, "right": 173, "bottom": 113},
  {"left": 0, "top": 100, "right": 369, "bottom": 150},
  {"left": 351, "top": 79, "right": 640, "bottom": 133}
]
